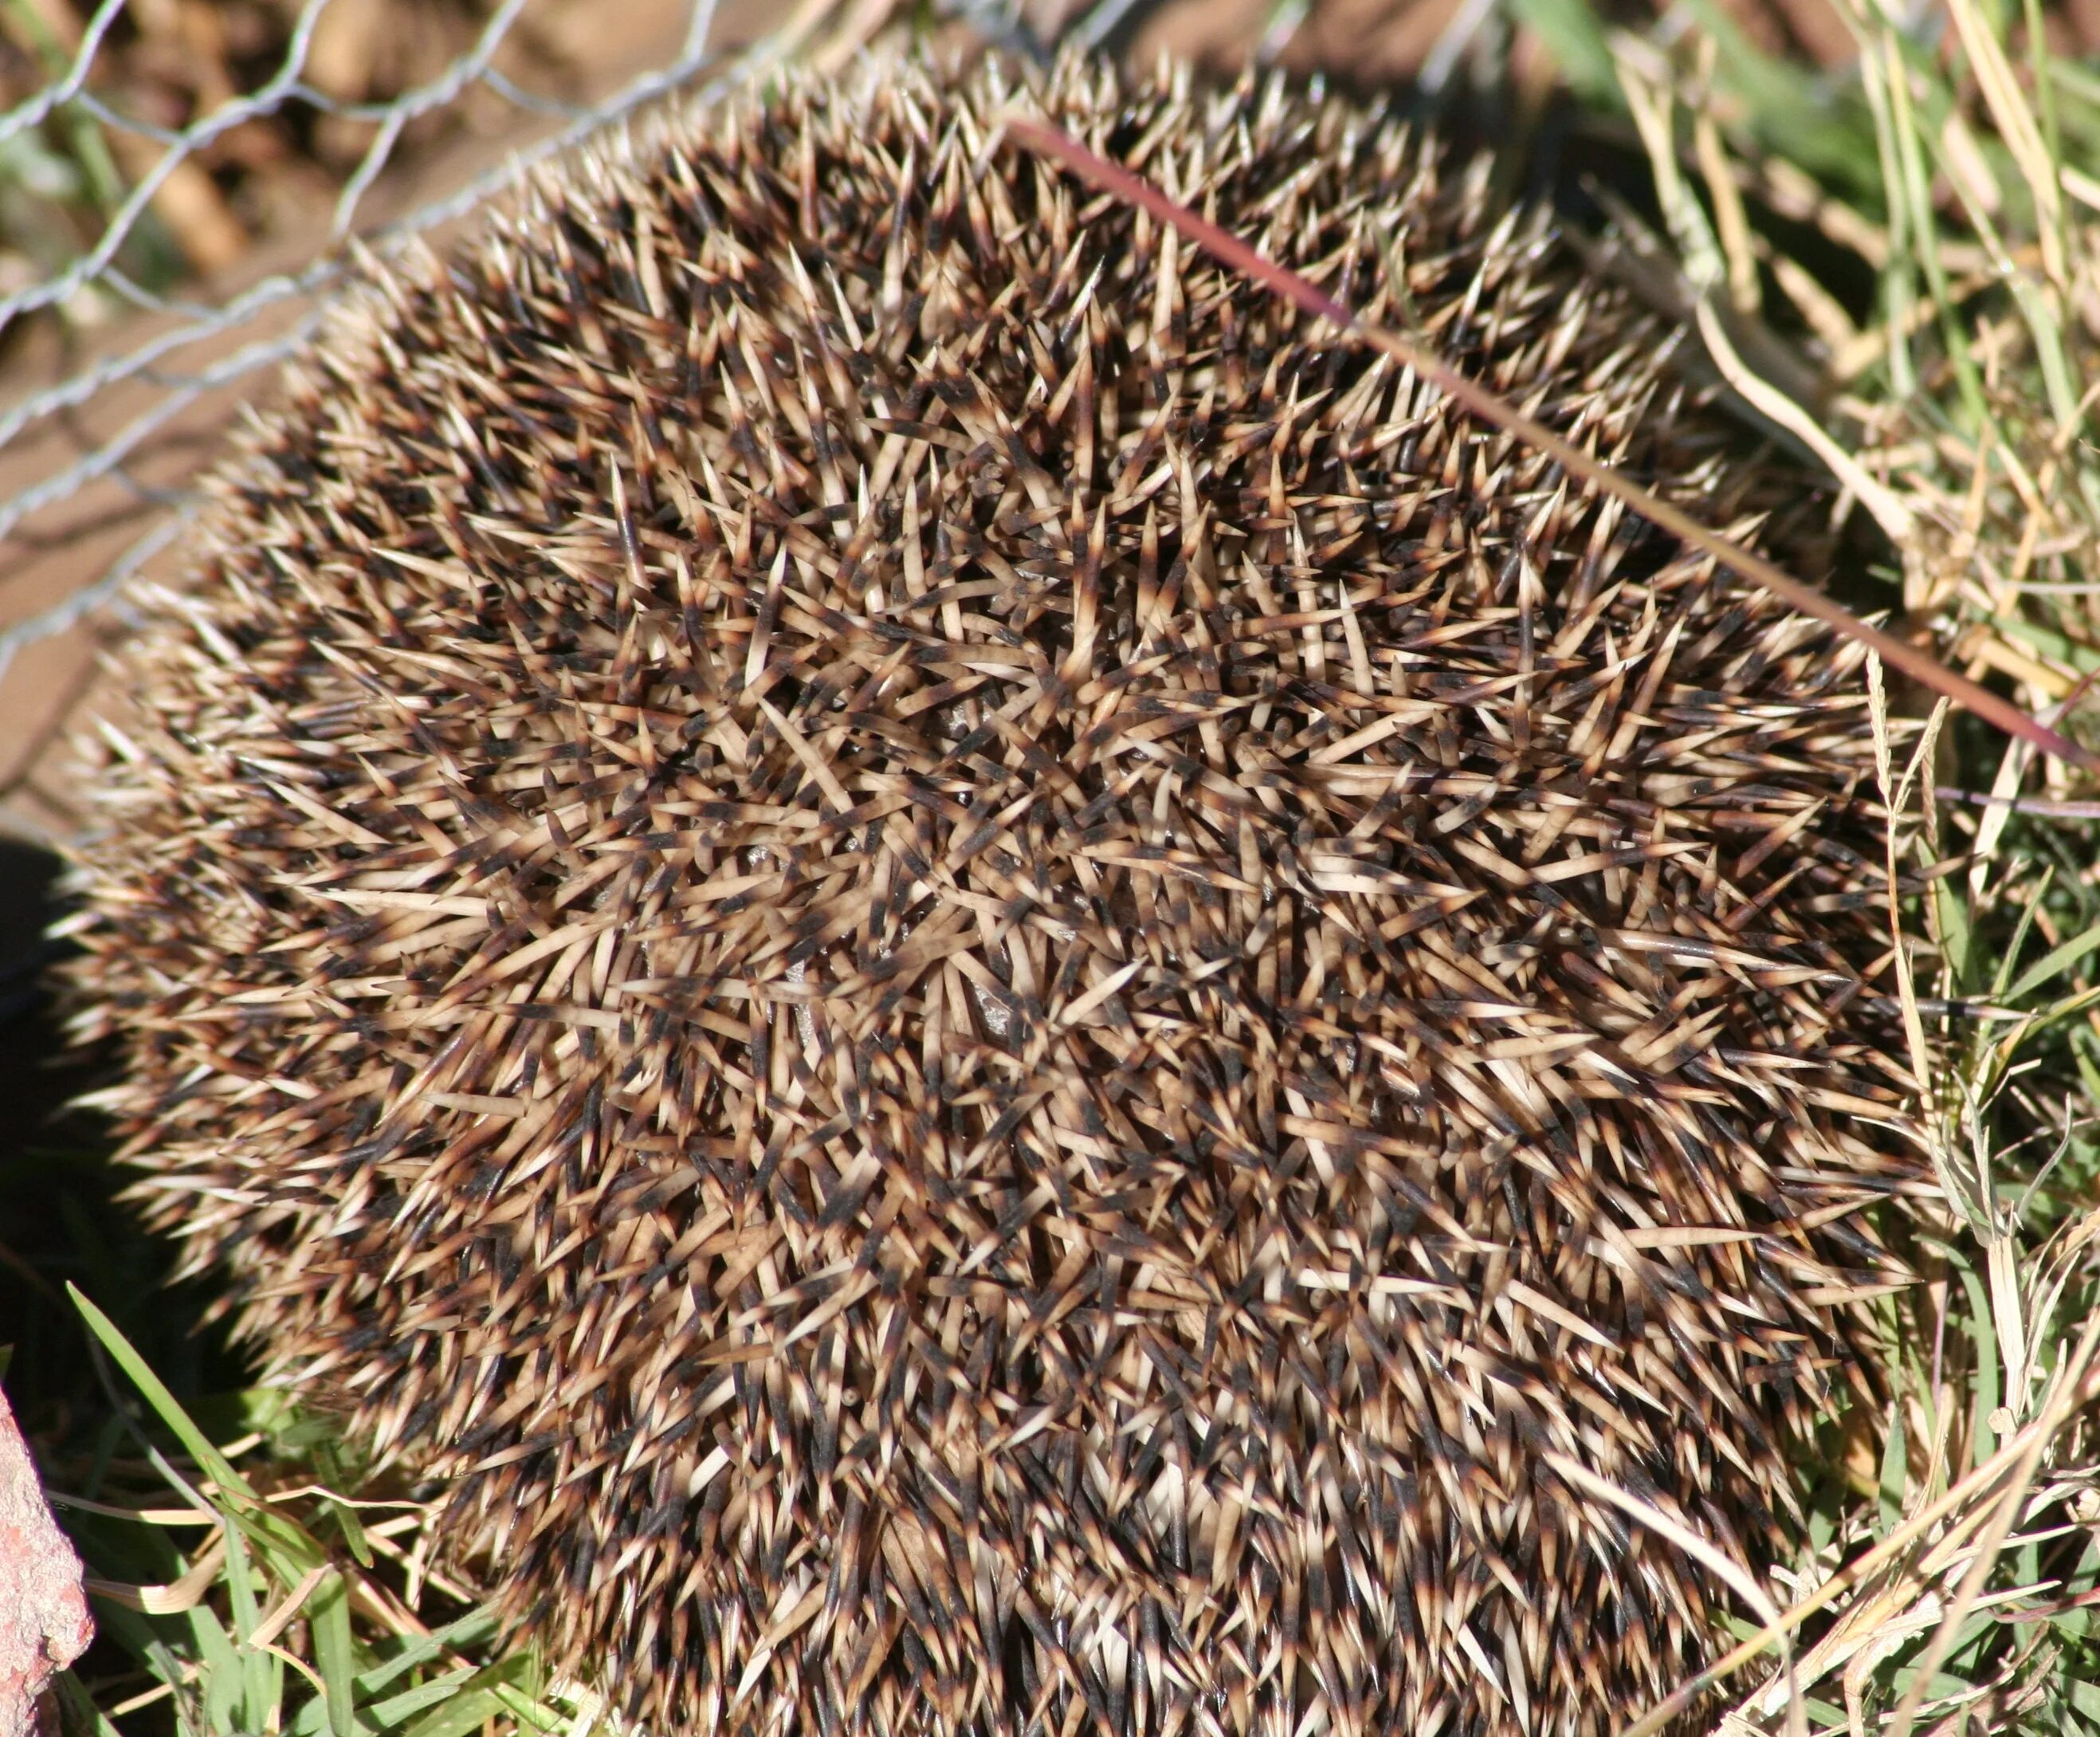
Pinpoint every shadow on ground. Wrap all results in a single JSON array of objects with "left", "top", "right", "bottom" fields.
[{"left": 0, "top": 837, "right": 247, "bottom": 1457}]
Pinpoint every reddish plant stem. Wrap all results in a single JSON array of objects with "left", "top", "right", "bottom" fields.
[{"left": 1000, "top": 113, "right": 2098, "bottom": 776}]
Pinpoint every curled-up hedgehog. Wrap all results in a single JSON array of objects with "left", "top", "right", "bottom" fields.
[{"left": 67, "top": 50, "right": 1925, "bottom": 1737}]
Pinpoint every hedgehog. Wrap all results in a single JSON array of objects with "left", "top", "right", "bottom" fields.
[{"left": 65, "top": 51, "right": 1925, "bottom": 1737}]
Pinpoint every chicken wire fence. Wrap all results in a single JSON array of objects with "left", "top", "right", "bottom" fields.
[
  {"left": 0, "top": 0, "right": 1134, "bottom": 820},
  {"left": 0, "top": 0, "right": 765, "bottom": 838},
  {"left": 0, "top": 0, "right": 1486, "bottom": 839}
]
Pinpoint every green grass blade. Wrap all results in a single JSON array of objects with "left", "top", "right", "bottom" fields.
[
  {"left": 67, "top": 1284, "right": 255, "bottom": 1501},
  {"left": 2005, "top": 920, "right": 2100, "bottom": 1003},
  {"left": 190, "top": 1605, "right": 243, "bottom": 1737},
  {"left": 1990, "top": 866, "right": 2055, "bottom": 998},
  {"left": 308, "top": 1570, "right": 366, "bottom": 1737},
  {"left": 397, "top": 1656, "right": 540, "bottom": 1737},
  {"left": 363, "top": 1671, "right": 478, "bottom": 1735},
  {"left": 1878, "top": 1401, "right": 1909, "bottom": 1535},
  {"left": 1957, "top": 1263, "right": 2002, "bottom": 1470},
  {"left": 52, "top": 1672, "right": 124, "bottom": 1737}
]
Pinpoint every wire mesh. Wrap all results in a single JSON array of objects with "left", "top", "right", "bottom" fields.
[{"left": 0, "top": 0, "right": 743, "bottom": 835}]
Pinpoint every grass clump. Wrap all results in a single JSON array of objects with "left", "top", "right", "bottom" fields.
[
  {"left": 37, "top": 1287, "right": 594, "bottom": 1737},
  {"left": 1569, "top": 0, "right": 2100, "bottom": 1729}
]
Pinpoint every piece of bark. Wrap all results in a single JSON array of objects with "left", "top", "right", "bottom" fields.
[{"left": 0, "top": 1387, "right": 92, "bottom": 1737}]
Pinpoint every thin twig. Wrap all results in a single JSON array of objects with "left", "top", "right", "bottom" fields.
[
  {"left": 997, "top": 114, "right": 2100, "bottom": 776},
  {"left": 1938, "top": 788, "right": 2100, "bottom": 818}
]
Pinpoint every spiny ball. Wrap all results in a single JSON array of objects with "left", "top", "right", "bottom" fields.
[{"left": 68, "top": 53, "right": 1922, "bottom": 1737}]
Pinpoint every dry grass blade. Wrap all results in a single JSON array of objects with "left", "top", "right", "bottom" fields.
[{"left": 1618, "top": 1346, "right": 2100, "bottom": 1732}]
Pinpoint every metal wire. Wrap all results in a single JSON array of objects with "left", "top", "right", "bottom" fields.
[
  {"left": 0, "top": 0, "right": 1207, "bottom": 821},
  {"left": 0, "top": 0, "right": 732, "bottom": 799}
]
